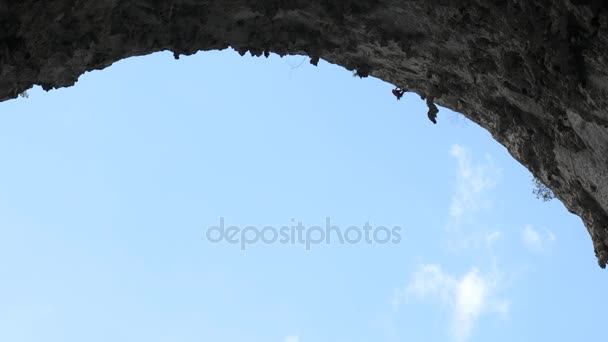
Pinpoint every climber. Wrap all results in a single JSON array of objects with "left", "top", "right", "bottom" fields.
[{"left": 391, "top": 87, "right": 406, "bottom": 100}]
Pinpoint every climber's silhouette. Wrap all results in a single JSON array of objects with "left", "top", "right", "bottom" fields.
[{"left": 392, "top": 87, "right": 405, "bottom": 100}]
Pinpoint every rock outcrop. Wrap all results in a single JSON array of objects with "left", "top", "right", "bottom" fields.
[{"left": 2, "top": 0, "right": 608, "bottom": 266}]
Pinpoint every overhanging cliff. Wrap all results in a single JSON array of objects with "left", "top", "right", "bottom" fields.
[{"left": 2, "top": 0, "right": 608, "bottom": 267}]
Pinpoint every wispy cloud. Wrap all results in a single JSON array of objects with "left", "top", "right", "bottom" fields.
[
  {"left": 521, "top": 225, "right": 556, "bottom": 251},
  {"left": 449, "top": 144, "right": 499, "bottom": 221},
  {"left": 484, "top": 230, "right": 502, "bottom": 247},
  {"left": 393, "top": 263, "right": 509, "bottom": 342},
  {"left": 284, "top": 335, "right": 300, "bottom": 342},
  {"left": 444, "top": 144, "right": 501, "bottom": 251},
  {"left": 384, "top": 145, "right": 518, "bottom": 342}
]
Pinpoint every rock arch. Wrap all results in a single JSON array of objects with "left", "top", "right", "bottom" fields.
[{"left": 2, "top": 0, "right": 608, "bottom": 266}]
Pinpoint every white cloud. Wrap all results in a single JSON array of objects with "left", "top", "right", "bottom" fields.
[
  {"left": 396, "top": 264, "right": 454, "bottom": 305},
  {"left": 393, "top": 263, "right": 508, "bottom": 342},
  {"left": 484, "top": 231, "right": 502, "bottom": 247},
  {"left": 521, "top": 225, "right": 541, "bottom": 248},
  {"left": 521, "top": 225, "right": 555, "bottom": 251},
  {"left": 449, "top": 144, "right": 499, "bottom": 220},
  {"left": 284, "top": 335, "right": 299, "bottom": 342},
  {"left": 444, "top": 145, "right": 502, "bottom": 251}
]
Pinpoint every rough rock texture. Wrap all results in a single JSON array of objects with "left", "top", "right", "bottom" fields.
[{"left": 2, "top": 0, "right": 608, "bottom": 266}]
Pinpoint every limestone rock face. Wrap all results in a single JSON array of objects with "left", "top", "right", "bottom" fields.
[{"left": 2, "top": 0, "right": 608, "bottom": 266}]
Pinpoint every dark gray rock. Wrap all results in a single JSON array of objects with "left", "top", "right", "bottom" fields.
[{"left": 2, "top": 0, "right": 608, "bottom": 266}]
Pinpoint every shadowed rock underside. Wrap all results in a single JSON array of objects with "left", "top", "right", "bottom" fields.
[{"left": 2, "top": 0, "right": 608, "bottom": 267}]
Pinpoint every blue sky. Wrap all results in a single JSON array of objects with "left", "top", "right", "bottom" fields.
[{"left": 0, "top": 50, "right": 606, "bottom": 342}]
